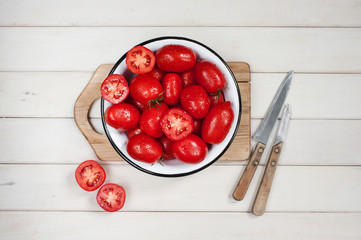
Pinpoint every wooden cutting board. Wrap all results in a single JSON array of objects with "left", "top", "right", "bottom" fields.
[{"left": 74, "top": 62, "right": 251, "bottom": 161}]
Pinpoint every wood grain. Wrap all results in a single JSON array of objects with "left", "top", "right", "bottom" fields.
[
  {"left": 233, "top": 142, "right": 266, "bottom": 200},
  {"left": 1, "top": 0, "right": 360, "bottom": 27},
  {"left": 252, "top": 142, "right": 284, "bottom": 216},
  {"left": 74, "top": 62, "right": 251, "bottom": 162},
  {"left": 1, "top": 165, "right": 361, "bottom": 212},
  {"left": 1, "top": 28, "right": 360, "bottom": 73}
]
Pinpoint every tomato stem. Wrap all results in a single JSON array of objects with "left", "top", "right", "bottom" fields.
[
  {"left": 209, "top": 85, "right": 227, "bottom": 100},
  {"left": 147, "top": 91, "right": 164, "bottom": 109}
]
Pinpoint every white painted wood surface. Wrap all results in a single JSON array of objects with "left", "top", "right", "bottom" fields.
[{"left": 0, "top": 1, "right": 361, "bottom": 239}]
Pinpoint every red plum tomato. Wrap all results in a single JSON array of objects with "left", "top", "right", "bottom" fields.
[
  {"left": 126, "top": 134, "right": 163, "bottom": 163},
  {"left": 172, "top": 134, "right": 208, "bottom": 164},
  {"left": 180, "top": 85, "right": 210, "bottom": 119},
  {"left": 194, "top": 60, "right": 227, "bottom": 94},
  {"left": 162, "top": 73, "right": 182, "bottom": 105},
  {"left": 104, "top": 103, "right": 140, "bottom": 131},
  {"left": 201, "top": 101, "right": 234, "bottom": 144},
  {"left": 156, "top": 45, "right": 196, "bottom": 73}
]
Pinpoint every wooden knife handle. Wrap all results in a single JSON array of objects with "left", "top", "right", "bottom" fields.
[
  {"left": 252, "top": 142, "right": 283, "bottom": 216},
  {"left": 233, "top": 142, "right": 266, "bottom": 201}
]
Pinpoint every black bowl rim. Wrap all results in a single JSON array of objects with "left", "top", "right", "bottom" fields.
[{"left": 101, "top": 36, "right": 242, "bottom": 177}]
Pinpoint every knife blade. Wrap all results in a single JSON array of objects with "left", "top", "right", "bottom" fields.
[
  {"left": 252, "top": 104, "right": 291, "bottom": 216},
  {"left": 233, "top": 71, "right": 293, "bottom": 201}
]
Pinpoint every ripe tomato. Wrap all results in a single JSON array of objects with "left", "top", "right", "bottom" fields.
[
  {"left": 127, "top": 125, "right": 144, "bottom": 139},
  {"left": 201, "top": 101, "right": 234, "bottom": 144},
  {"left": 75, "top": 160, "right": 106, "bottom": 192},
  {"left": 130, "top": 74, "right": 163, "bottom": 105},
  {"left": 172, "top": 134, "right": 208, "bottom": 164},
  {"left": 126, "top": 94, "right": 147, "bottom": 112},
  {"left": 161, "top": 108, "right": 194, "bottom": 141},
  {"left": 162, "top": 73, "right": 182, "bottom": 105},
  {"left": 194, "top": 60, "right": 227, "bottom": 94},
  {"left": 146, "top": 65, "right": 165, "bottom": 81},
  {"left": 180, "top": 85, "right": 210, "bottom": 119},
  {"left": 96, "top": 183, "right": 126, "bottom": 212},
  {"left": 140, "top": 103, "right": 169, "bottom": 138},
  {"left": 180, "top": 70, "right": 196, "bottom": 88},
  {"left": 209, "top": 92, "right": 225, "bottom": 107},
  {"left": 158, "top": 135, "right": 175, "bottom": 160},
  {"left": 156, "top": 44, "right": 196, "bottom": 73},
  {"left": 101, "top": 74, "right": 129, "bottom": 104},
  {"left": 192, "top": 119, "right": 203, "bottom": 136},
  {"left": 126, "top": 45, "right": 155, "bottom": 74},
  {"left": 126, "top": 134, "right": 163, "bottom": 163},
  {"left": 104, "top": 103, "right": 140, "bottom": 131}
]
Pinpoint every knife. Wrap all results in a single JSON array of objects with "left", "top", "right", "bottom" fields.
[
  {"left": 233, "top": 70, "right": 294, "bottom": 201},
  {"left": 252, "top": 104, "right": 291, "bottom": 216}
]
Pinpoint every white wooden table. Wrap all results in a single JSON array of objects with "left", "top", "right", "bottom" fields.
[{"left": 1, "top": 1, "right": 361, "bottom": 239}]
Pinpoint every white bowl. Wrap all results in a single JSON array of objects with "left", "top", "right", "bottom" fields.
[{"left": 101, "top": 36, "right": 241, "bottom": 177}]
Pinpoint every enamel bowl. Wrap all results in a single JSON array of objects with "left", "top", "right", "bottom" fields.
[{"left": 101, "top": 36, "right": 241, "bottom": 177}]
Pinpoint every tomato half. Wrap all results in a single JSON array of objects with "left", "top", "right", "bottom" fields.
[
  {"left": 161, "top": 108, "right": 194, "bottom": 141},
  {"left": 158, "top": 135, "right": 175, "bottom": 160},
  {"left": 105, "top": 103, "right": 140, "bottom": 131},
  {"left": 75, "top": 160, "right": 106, "bottom": 192},
  {"left": 194, "top": 60, "right": 227, "bottom": 94},
  {"left": 130, "top": 74, "right": 163, "bottom": 105},
  {"left": 156, "top": 45, "right": 196, "bottom": 73},
  {"left": 180, "top": 85, "right": 210, "bottom": 119},
  {"left": 162, "top": 73, "right": 182, "bottom": 105},
  {"left": 96, "top": 183, "right": 126, "bottom": 212},
  {"left": 140, "top": 102, "right": 169, "bottom": 138},
  {"left": 201, "top": 101, "right": 234, "bottom": 144},
  {"left": 126, "top": 134, "right": 163, "bottom": 163},
  {"left": 172, "top": 134, "right": 208, "bottom": 164},
  {"left": 126, "top": 46, "right": 155, "bottom": 74},
  {"left": 101, "top": 74, "right": 129, "bottom": 104}
]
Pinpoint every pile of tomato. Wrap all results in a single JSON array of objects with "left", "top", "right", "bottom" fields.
[{"left": 101, "top": 44, "right": 235, "bottom": 164}]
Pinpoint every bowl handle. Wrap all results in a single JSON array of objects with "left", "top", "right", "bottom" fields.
[{"left": 74, "top": 64, "right": 123, "bottom": 161}]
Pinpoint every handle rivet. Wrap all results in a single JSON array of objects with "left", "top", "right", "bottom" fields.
[
  {"left": 274, "top": 148, "right": 279, "bottom": 153},
  {"left": 253, "top": 160, "right": 259, "bottom": 166},
  {"left": 258, "top": 148, "right": 264, "bottom": 153},
  {"left": 271, "top": 161, "right": 276, "bottom": 166}
]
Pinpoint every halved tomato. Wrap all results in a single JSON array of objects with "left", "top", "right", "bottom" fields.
[
  {"left": 126, "top": 46, "right": 155, "bottom": 74},
  {"left": 161, "top": 108, "right": 194, "bottom": 141},
  {"left": 101, "top": 74, "right": 129, "bottom": 104},
  {"left": 96, "top": 183, "right": 126, "bottom": 212},
  {"left": 75, "top": 160, "right": 106, "bottom": 192}
]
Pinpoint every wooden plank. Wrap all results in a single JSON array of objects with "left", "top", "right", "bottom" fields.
[
  {"left": 1, "top": 72, "right": 360, "bottom": 119},
  {"left": 0, "top": 0, "right": 360, "bottom": 27},
  {"left": 0, "top": 165, "right": 360, "bottom": 212},
  {"left": 1, "top": 118, "right": 360, "bottom": 165},
  {"left": 0, "top": 28, "right": 361, "bottom": 72},
  {"left": 1, "top": 212, "right": 360, "bottom": 240}
]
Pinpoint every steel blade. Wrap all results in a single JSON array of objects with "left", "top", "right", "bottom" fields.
[
  {"left": 273, "top": 104, "right": 291, "bottom": 145},
  {"left": 253, "top": 70, "right": 293, "bottom": 144}
]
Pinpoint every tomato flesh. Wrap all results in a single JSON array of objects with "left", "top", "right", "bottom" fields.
[
  {"left": 75, "top": 160, "right": 106, "bottom": 192},
  {"left": 101, "top": 74, "right": 129, "bottom": 104},
  {"left": 96, "top": 183, "right": 126, "bottom": 212},
  {"left": 126, "top": 46, "right": 155, "bottom": 74},
  {"left": 161, "top": 108, "right": 194, "bottom": 141}
]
